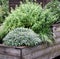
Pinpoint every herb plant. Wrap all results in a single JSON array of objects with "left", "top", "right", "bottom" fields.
[
  {"left": 3, "top": 28, "right": 41, "bottom": 46},
  {"left": 0, "top": 2, "right": 42, "bottom": 40},
  {"left": 32, "top": 9, "right": 58, "bottom": 44},
  {"left": 45, "top": 0, "right": 60, "bottom": 23},
  {"left": 0, "top": 0, "right": 8, "bottom": 24},
  {"left": 0, "top": 1, "right": 59, "bottom": 45}
]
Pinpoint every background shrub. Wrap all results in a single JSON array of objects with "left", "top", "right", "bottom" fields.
[
  {"left": 3, "top": 28, "right": 42, "bottom": 46},
  {"left": 32, "top": 9, "right": 58, "bottom": 43},
  {"left": 0, "top": 0, "right": 8, "bottom": 24},
  {"left": 0, "top": 2, "right": 42, "bottom": 40},
  {"left": 45, "top": 0, "right": 60, "bottom": 23}
]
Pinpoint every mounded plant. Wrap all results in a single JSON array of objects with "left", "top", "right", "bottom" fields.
[
  {"left": 0, "top": 1, "right": 58, "bottom": 44},
  {"left": 0, "top": 2, "right": 42, "bottom": 41},
  {"left": 32, "top": 9, "right": 58, "bottom": 44},
  {"left": 3, "top": 28, "right": 42, "bottom": 46}
]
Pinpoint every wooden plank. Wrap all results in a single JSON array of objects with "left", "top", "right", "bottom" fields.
[
  {"left": 22, "top": 44, "right": 47, "bottom": 56},
  {"left": 22, "top": 44, "right": 60, "bottom": 59},
  {"left": 0, "top": 54, "right": 19, "bottom": 59},
  {"left": 0, "top": 43, "right": 60, "bottom": 59},
  {"left": 0, "top": 47, "right": 20, "bottom": 56}
]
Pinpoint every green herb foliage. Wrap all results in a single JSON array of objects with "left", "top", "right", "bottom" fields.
[
  {"left": 3, "top": 28, "right": 41, "bottom": 46},
  {"left": 0, "top": 0, "right": 8, "bottom": 24},
  {"left": 32, "top": 9, "right": 58, "bottom": 44},
  {"left": 0, "top": 2, "right": 42, "bottom": 40},
  {"left": 0, "top": 1, "right": 58, "bottom": 44},
  {"left": 45, "top": 0, "right": 60, "bottom": 23}
]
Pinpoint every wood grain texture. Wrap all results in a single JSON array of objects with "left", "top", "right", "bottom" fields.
[{"left": 0, "top": 43, "right": 60, "bottom": 59}]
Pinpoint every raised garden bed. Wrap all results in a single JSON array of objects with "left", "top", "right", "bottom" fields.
[
  {"left": 0, "top": 24, "right": 60, "bottom": 59},
  {"left": 0, "top": 41, "right": 60, "bottom": 59}
]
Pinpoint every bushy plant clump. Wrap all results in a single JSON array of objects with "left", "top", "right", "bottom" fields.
[
  {"left": 45, "top": 0, "right": 60, "bottom": 23},
  {"left": 0, "top": 0, "right": 8, "bottom": 23},
  {"left": 0, "top": 1, "right": 58, "bottom": 45},
  {"left": 0, "top": 6, "right": 4, "bottom": 24},
  {"left": 32, "top": 9, "right": 58, "bottom": 43},
  {"left": 3, "top": 28, "right": 41, "bottom": 46},
  {"left": 0, "top": 2, "right": 42, "bottom": 40}
]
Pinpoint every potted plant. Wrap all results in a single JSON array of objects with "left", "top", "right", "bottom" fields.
[{"left": 0, "top": 0, "right": 60, "bottom": 59}]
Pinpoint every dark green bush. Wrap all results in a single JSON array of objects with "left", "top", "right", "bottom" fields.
[
  {"left": 0, "top": 2, "right": 42, "bottom": 40},
  {"left": 3, "top": 28, "right": 41, "bottom": 46}
]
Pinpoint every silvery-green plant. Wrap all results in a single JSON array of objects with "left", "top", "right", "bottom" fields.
[{"left": 3, "top": 28, "right": 42, "bottom": 46}]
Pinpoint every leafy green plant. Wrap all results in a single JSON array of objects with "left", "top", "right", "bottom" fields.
[
  {"left": 0, "top": 1, "right": 59, "bottom": 44},
  {"left": 32, "top": 9, "right": 58, "bottom": 44},
  {"left": 45, "top": 0, "right": 60, "bottom": 23},
  {"left": 3, "top": 28, "right": 41, "bottom": 46},
  {"left": 0, "top": 0, "right": 8, "bottom": 24},
  {"left": 0, "top": 6, "right": 6, "bottom": 24},
  {"left": 0, "top": 2, "right": 42, "bottom": 40}
]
